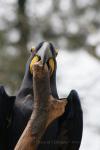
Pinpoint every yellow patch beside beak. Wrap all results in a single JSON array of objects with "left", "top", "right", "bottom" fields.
[
  {"left": 30, "top": 56, "right": 55, "bottom": 76},
  {"left": 48, "top": 58, "right": 55, "bottom": 76},
  {"left": 30, "top": 56, "right": 40, "bottom": 74}
]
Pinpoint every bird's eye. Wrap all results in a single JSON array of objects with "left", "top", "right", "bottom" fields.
[
  {"left": 30, "top": 55, "right": 40, "bottom": 74},
  {"left": 31, "top": 47, "right": 35, "bottom": 52},
  {"left": 48, "top": 58, "right": 55, "bottom": 76}
]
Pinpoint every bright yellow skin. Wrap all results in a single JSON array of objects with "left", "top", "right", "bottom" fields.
[
  {"left": 49, "top": 58, "right": 55, "bottom": 75},
  {"left": 30, "top": 46, "right": 56, "bottom": 75},
  {"left": 30, "top": 56, "right": 40, "bottom": 74},
  {"left": 30, "top": 56, "right": 55, "bottom": 76}
]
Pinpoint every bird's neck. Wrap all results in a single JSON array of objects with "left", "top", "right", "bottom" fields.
[
  {"left": 16, "top": 68, "right": 58, "bottom": 101},
  {"left": 16, "top": 68, "right": 33, "bottom": 100}
]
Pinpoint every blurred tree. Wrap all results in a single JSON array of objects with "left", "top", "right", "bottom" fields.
[
  {"left": 0, "top": 0, "right": 100, "bottom": 93},
  {"left": 0, "top": 0, "right": 29, "bottom": 94}
]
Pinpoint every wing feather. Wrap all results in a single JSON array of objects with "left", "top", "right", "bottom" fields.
[{"left": 57, "top": 90, "right": 83, "bottom": 150}]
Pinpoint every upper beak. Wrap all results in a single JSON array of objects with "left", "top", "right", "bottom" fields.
[{"left": 36, "top": 42, "right": 53, "bottom": 66}]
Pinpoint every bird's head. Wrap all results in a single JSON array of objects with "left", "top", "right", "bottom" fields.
[
  {"left": 30, "top": 41, "right": 58, "bottom": 77},
  {"left": 17, "top": 41, "right": 58, "bottom": 99}
]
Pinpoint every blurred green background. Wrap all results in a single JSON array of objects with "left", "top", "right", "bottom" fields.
[{"left": 0, "top": 0, "right": 100, "bottom": 94}]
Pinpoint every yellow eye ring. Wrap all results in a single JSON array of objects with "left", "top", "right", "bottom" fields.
[
  {"left": 31, "top": 47, "right": 35, "bottom": 52},
  {"left": 30, "top": 55, "right": 40, "bottom": 74}
]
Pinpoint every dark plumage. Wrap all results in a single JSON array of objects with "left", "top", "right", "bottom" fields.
[
  {"left": 0, "top": 86, "right": 15, "bottom": 150},
  {"left": 0, "top": 41, "right": 83, "bottom": 150},
  {"left": 57, "top": 90, "right": 83, "bottom": 150}
]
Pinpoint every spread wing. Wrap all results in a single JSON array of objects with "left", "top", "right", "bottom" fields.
[
  {"left": 0, "top": 85, "right": 15, "bottom": 149},
  {"left": 57, "top": 90, "right": 83, "bottom": 150}
]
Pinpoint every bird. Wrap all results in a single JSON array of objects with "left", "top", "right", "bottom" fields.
[
  {"left": 14, "top": 59, "right": 67, "bottom": 150},
  {"left": 0, "top": 41, "right": 83, "bottom": 150}
]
